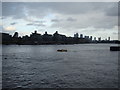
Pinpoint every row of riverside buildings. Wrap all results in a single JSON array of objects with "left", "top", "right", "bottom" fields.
[{"left": 1, "top": 30, "right": 119, "bottom": 45}]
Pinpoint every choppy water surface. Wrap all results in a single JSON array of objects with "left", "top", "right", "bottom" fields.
[{"left": 2, "top": 44, "right": 118, "bottom": 88}]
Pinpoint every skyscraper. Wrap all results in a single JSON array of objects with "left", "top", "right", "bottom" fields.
[
  {"left": 13, "top": 32, "right": 18, "bottom": 38},
  {"left": 108, "top": 37, "right": 110, "bottom": 41},
  {"left": 80, "top": 34, "right": 83, "bottom": 38},
  {"left": 90, "top": 36, "right": 92, "bottom": 41},
  {"left": 94, "top": 37, "right": 96, "bottom": 41},
  {"left": 74, "top": 33, "right": 79, "bottom": 38},
  {"left": 98, "top": 37, "right": 101, "bottom": 41}
]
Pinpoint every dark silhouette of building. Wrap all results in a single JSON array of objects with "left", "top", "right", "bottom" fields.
[
  {"left": 90, "top": 36, "right": 92, "bottom": 41},
  {"left": 53, "top": 31, "right": 66, "bottom": 44},
  {"left": 108, "top": 37, "right": 110, "bottom": 41},
  {"left": 1, "top": 30, "right": 119, "bottom": 45},
  {"left": 12, "top": 32, "right": 19, "bottom": 44},
  {"left": 98, "top": 37, "right": 101, "bottom": 42},
  {"left": 13, "top": 32, "right": 18, "bottom": 38},
  {"left": 30, "top": 30, "right": 42, "bottom": 44},
  {"left": 84, "top": 36, "right": 89, "bottom": 39},
  {"left": 94, "top": 37, "right": 96, "bottom": 41},
  {"left": 74, "top": 33, "right": 79, "bottom": 38},
  {"left": 2, "top": 33, "right": 12, "bottom": 44},
  {"left": 42, "top": 31, "right": 53, "bottom": 44},
  {"left": 80, "top": 34, "right": 83, "bottom": 39}
]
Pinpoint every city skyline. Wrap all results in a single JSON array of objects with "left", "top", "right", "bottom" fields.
[
  {"left": 1, "top": 2, "right": 118, "bottom": 40},
  {"left": 3, "top": 30, "right": 112, "bottom": 41},
  {"left": 2, "top": 30, "right": 117, "bottom": 45}
]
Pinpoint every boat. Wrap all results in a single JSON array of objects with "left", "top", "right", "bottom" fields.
[
  {"left": 57, "top": 49, "right": 67, "bottom": 52},
  {"left": 110, "top": 46, "right": 120, "bottom": 51}
]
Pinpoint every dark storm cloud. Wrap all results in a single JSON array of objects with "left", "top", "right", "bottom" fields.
[
  {"left": 26, "top": 23, "right": 34, "bottom": 26},
  {"left": 51, "top": 17, "right": 77, "bottom": 23},
  {"left": 2, "top": 2, "right": 118, "bottom": 32},
  {"left": 34, "top": 23, "right": 46, "bottom": 27},
  {"left": 2, "top": 2, "right": 118, "bottom": 18},
  {"left": 2, "top": 2, "right": 27, "bottom": 19},
  {"left": 10, "top": 22, "right": 17, "bottom": 25},
  {"left": 118, "top": 2, "right": 120, "bottom": 16},
  {"left": 34, "top": 21, "right": 46, "bottom": 23},
  {"left": 51, "top": 19, "right": 60, "bottom": 22},
  {"left": 0, "top": 2, "right": 1, "bottom": 16},
  {"left": 26, "top": 23, "right": 45, "bottom": 27},
  {"left": 105, "top": 3, "right": 118, "bottom": 16},
  {"left": 67, "top": 17, "right": 77, "bottom": 22}
]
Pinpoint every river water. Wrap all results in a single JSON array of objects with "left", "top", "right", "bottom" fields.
[{"left": 2, "top": 44, "right": 119, "bottom": 88}]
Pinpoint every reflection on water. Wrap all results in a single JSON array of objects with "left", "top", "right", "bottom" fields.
[{"left": 2, "top": 44, "right": 118, "bottom": 88}]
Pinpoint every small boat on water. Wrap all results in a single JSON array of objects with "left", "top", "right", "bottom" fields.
[
  {"left": 110, "top": 46, "right": 120, "bottom": 51},
  {"left": 57, "top": 49, "right": 67, "bottom": 52}
]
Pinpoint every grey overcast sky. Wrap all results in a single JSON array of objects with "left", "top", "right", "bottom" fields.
[{"left": 1, "top": 2, "right": 119, "bottom": 40}]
